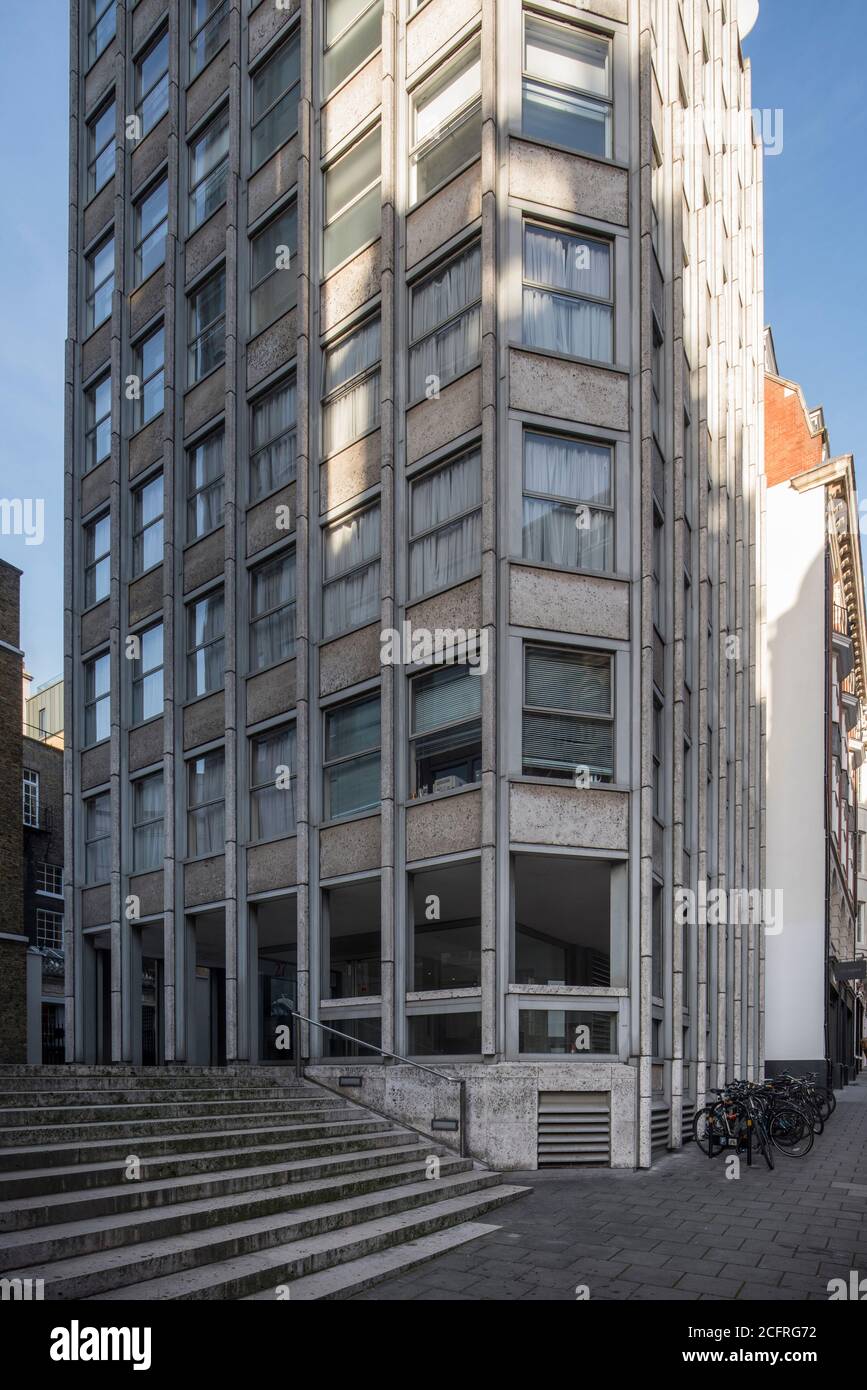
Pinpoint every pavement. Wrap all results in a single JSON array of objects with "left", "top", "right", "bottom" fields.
[{"left": 351, "top": 1082, "right": 867, "bottom": 1300}]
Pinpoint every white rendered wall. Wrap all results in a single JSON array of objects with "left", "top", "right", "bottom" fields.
[{"left": 764, "top": 480, "right": 826, "bottom": 1062}]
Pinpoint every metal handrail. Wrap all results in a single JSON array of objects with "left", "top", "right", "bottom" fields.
[{"left": 289, "top": 1009, "right": 468, "bottom": 1158}]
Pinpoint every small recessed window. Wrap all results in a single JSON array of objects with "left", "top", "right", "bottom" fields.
[
  {"left": 132, "top": 473, "right": 164, "bottom": 576},
  {"left": 36, "top": 909, "right": 64, "bottom": 951},
  {"left": 409, "top": 447, "right": 481, "bottom": 600},
  {"left": 84, "top": 651, "right": 111, "bottom": 746},
  {"left": 132, "top": 622, "right": 164, "bottom": 723},
  {"left": 84, "top": 374, "right": 111, "bottom": 472},
  {"left": 188, "top": 269, "right": 226, "bottom": 383},
  {"left": 409, "top": 39, "right": 481, "bottom": 206},
  {"left": 322, "top": 502, "right": 380, "bottom": 638},
  {"left": 522, "top": 222, "right": 613, "bottom": 363},
  {"left": 251, "top": 33, "right": 300, "bottom": 172},
  {"left": 512, "top": 853, "right": 616, "bottom": 987},
  {"left": 407, "top": 1011, "right": 481, "bottom": 1057},
  {"left": 249, "top": 377, "right": 297, "bottom": 501},
  {"left": 132, "top": 771, "right": 165, "bottom": 872},
  {"left": 522, "top": 14, "right": 612, "bottom": 159},
  {"left": 323, "top": 692, "right": 381, "bottom": 819},
  {"left": 522, "top": 644, "right": 614, "bottom": 783},
  {"left": 23, "top": 769, "right": 40, "bottom": 829},
  {"left": 321, "top": 317, "right": 381, "bottom": 456},
  {"left": 522, "top": 430, "right": 613, "bottom": 572},
  {"left": 250, "top": 549, "right": 296, "bottom": 670},
  {"left": 134, "top": 178, "right": 168, "bottom": 285},
  {"left": 86, "top": 236, "right": 114, "bottom": 333},
  {"left": 87, "top": 99, "right": 116, "bottom": 197},
  {"left": 187, "top": 430, "right": 225, "bottom": 540},
  {"left": 409, "top": 664, "right": 482, "bottom": 797},
  {"left": 85, "top": 792, "right": 111, "bottom": 883},
  {"left": 136, "top": 29, "right": 170, "bottom": 137},
  {"left": 189, "top": 107, "right": 229, "bottom": 231},
  {"left": 250, "top": 202, "right": 298, "bottom": 335},
  {"left": 323, "top": 124, "right": 381, "bottom": 274},
  {"left": 88, "top": 0, "right": 116, "bottom": 64},
  {"left": 408, "top": 241, "right": 481, "bottom": 402},
  {"left": 322, "top": 877, "right": 381, "bottom": 999},
  {"left": 186, "top": 589, "right": 225, "bottom": 698},
  {"left": 324, "top": 0, "right": 383, "bottom": 95},
  {"left": 410, "top": 860, "right": 481, "bottom": 991},
  {"left": 134, "top": 325, "right": 165, "bottom": 428},
  {"left": 250, "top": 725, "right": 296, "bottom": 841},
  {"left": 519, "top": 1009, "right": 615, "bottom": 1054},
  {"left": 190, "top": 0, "right": 229, "bottom": 80},
  {"left": 84, "top": 512, "right": 111, "bottom": 606},
  {"left": 187, "top": 750, "right": 225, "bottom": 855}
]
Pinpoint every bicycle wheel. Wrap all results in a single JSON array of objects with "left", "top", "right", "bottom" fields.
[
  {"left": 693, "top": 1105, "right": 726, "bottom": 1156},
  {"left": 769, "top": 1106, "right": 814, "bottom": 1157}
]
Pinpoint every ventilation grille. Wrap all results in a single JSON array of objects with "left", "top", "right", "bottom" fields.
[
  {"left": 651, "top": 1102, "right": 670, "bottom": 1151},
  {"left": 537, "top": 1091, "right": 610, "bottom": 1167},
  {"left": 682, "top": 1099, "right": 696, "bottom": 1140},
  {"left": 589, "top": 951, "right": 610, "bottom": 987}
]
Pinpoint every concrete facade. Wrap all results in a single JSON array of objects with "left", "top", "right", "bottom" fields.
[{"left": 65, "top": 0, "right": 765, "bottom": 1167}]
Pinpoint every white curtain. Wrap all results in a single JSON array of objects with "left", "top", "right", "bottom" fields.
[
  {"left": 252, "top": 728, "right": 296, "bottom": 838},
  {"left": 523, "top": 289, "right": 612, "bottom": 361},
  {"left": 523, "top": 223, "right": 612, "bottom": 361},
  {"left": 522, "top": 432, "right": 612, "bottom": 570},
  {"left": 134, "top": 775, "right": 164, "bottom": 868},
  {"left": 251, "top": 380, "right": 296, "bottom": 497},
  {"left": 409, "top": 451, "right": 480, "bottom": 596},
  {"left": 411, "top": 246, "right": 481, "bottom": 339},
  {"left": 409, "top": 308, "right": 480, "bottom": 401},
  {"left": 251, "top": 553, "right": 296, "bottom": 668},
  {"left": 409, "top": 247, "right": 481, "bottom": 399},
  {"left": 189, "top": 754, "right": 224, "bottom": 854},
  {"left": 410, "top": 514, "right": 481, "bottom": 599},
  {"left": 325, "top": 318, "right": 380, "bottom": 393},
  {"left": 522, "top": 497, "right": 612, "bottom": 571},
  {"left": 524, "top": 224, "right": 609, "bottom": 297},
  {"left": 323, "top": 371, "right": 381, "bottom": 454},
  {"left": 324, "top": 507, "right": 380, "bottom": 635},
  {"left": 323, "top": 562, "right": 380, "bottom": 636}
]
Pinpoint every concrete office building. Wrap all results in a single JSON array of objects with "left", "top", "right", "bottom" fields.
[
  {"left": 763, "top": 330, "right": 866, "bottom": 1089},
  {"left": 65, "top": 0, "right": 765, "bottom": 1167}
]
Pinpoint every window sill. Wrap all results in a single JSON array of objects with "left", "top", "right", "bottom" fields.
[
  {"left": 508, "top": 984, "right": 627, "bottom": 997},
  {"left": 130, "top": 560, "right": 163, "bottom": 583},
  {"left": 129, "top": 713, "right": 163, "bottom": 733},
  {"left": 321, "top": 232, "right": 382, "bottom": 284},
  {"left": 247, "top": 471, "right": 298, "bottom": 511},
  {"left": 406, "top": 358, "right": 481, "bottom": 411},
  {"left": 508, "top": 339, "right": 627, "bottom": 377},
  {"left": 247, "top": 651, "right": 298, "bottom": 681},
  {"left": 510, "top": 773, "right": 625, "bottom": 794},
  {"left": 322, "top": 45, "right": 383, "bottom": 105},
  {"left": 81, "top": 596, "right": 110, "bottom": 619},
  {"left": 408, "top": 153, "right": 482, "bottom": 218},
  {"left": 131, "top": 258, "right": 166, "bottom": 297},
  {"left": 319, "top": 807, "right": 381, "bottom": 832},
  {"left": 319, "top": 615, "right": 381, "bottom": 648},
  {"left": 248, "top": 830, "right": 297, "bottom": 849},
  {"left": 182, "top": 851, "right": 226, "bottom": 867},
  {"left": 183, "top": 688, "right": 226, "bottom": 710},
  {"left": 185, "top": 359, "right": 227, "bottom": 397},
  {"left": 407, "top": 567, "right": 482, "bottom": 610},
  {"left": 187, "top": 39, "right": 230, "bottom": 91},
  {"left": 405, "top": 781, "right": 481, "bottom": 809},
  {"left": 509, "top": 556, "right": 624, "bottom": 585},
  {"left": 510, "top": 130, "right": 628, "bottom": 177},
  {"left": 187, "top": 199, "right": 228, "bottom": 243},
  {"left": 84, "top": 178, "right": 115, "bottom": 216},
  {"left": 319, "top": 421, "right": 381, "bottom": 467},
  {"left": 183, "top": 522, "right": 225, "bottom": 553},
  {"left": 320, "top": 995, "right": 383, "bottom": 1010},
  {"left": 406, "top": 988, "right": 481, "bottom": 1003},
  {"left": 246, "top": 298, "right": 299, "bottom": 347}
]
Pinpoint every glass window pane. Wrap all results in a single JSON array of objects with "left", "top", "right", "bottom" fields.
[
  {"left": 518, "top": 1009, "right": 615, "bottom": 1054},
  {"left": 325, "top": 0, "right": 382, "bottom": 92},
  {"left": 513, "top": 854, "right": 613, "bottom": 987},
  {"left": 325, "top": 694, "right": 380, "bottom": 760},
  {"left": 524, "top": 17, "right": 610, "bottom": 97},
  {"left": 408, "top": 1012, "right": 481, "bottom": 1056},
  {"left": 324, "top": 126, "right": 381, "bottom": 223},
  {"left": 323, "top": 877, "right": 381, "bottom": 998}
]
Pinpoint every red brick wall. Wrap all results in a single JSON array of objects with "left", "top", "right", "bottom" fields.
[{"left": 765, "top": 376, "right": 824, "bottom": 488}]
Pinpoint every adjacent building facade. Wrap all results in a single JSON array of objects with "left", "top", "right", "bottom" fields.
[
  {"left": 763, "top": 328, "right": 866, "bottom": 1088},
  {"left": 65, "top": 0, "right": 765, "bottom": 1167}
]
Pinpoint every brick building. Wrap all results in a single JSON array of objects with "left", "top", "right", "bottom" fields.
[{"left": 0, "top": 559, "right": 27, "bottom": 1063}]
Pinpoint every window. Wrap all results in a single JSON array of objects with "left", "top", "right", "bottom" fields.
[
  {"left": 859, "top": 902, "right": 866, "bottom": 946},
  {"left": 84, "top": 512, "right": 111, "bottom": 606},
  {"left": 88, "top": 0, "right": 116, "bottom": 63},
  {"left": 38, "top": 709, "right": 47, "bottom": 738},
  {"left": 87, "top": 99, "right": 115, "bottom": 197},
  {"left": 409, "top": 38, "right": 481, "bottom": 205},
  {"left": 522, "top": 431, "right": 613, "bottom": 573},
  {"left": 322, "top": 877, "right": 381, "bottom": 998},
  {"left": 250, "top": 203, "right": 298, "bottom": 335},
  {"left": 410, "top": 664, "right": 481, "bottom": 796},
  {"left": 86, "top": 236, "right": 114, "bottom": 332},
  {"left": 133, "top": 179, "right": 168, "bottom": 285},
  {"left": 323, "top": 124, "right": 380, "bottom": 274},
  {"left": 408, "top": 1010, "right": 481, "bottom": 1056},
  {"left": 36, "top": 909, "right": 64, "bottom": 951},
  {"left": 132, "top": 772, "right": 164, "bottom": 872},
  {"left": 187, "top": 430, "right": 225, "bottom": 540},
  {"left": 84, "top": 652, "right": 111, "bottom": 745},
  {"left": 134, "top": 326, "right": 165, "bottom": 428},
  {"left": 190, "top": 0, "right": 228, "bottom": 79},
  {"left": 513, "top": 854, "right": 617, "bottom": 986},
  {"left": 186, "top": 590, "right": 225, "bottom": 698},
  {"left": 132, "top": 622, "right": 164, "bottom": 723},
  {"left": 652, "top": 882, "right": 663, "bottom": 1000},
  {"left": 321, "top": 1015, "right": 382, "bottom": 1058},
  {"left": 188, "top": 269, "right": 226, "bottom": 382},
  {"left": 322, "top": 317, "right": 381, "bottom": 455},
  {"left": 522, "top": 14, "right": 612, "bottom": 159},
  {"left": 652, "top": 696, "right": 663, "bottom": 818},
  {"left": 250, "top": 377, "right": 296, "bottom": 500},
  {"left": 519, "top": 1008, "right": 615, "bottom": 1054},
  {"left": 651, "top": 315, "right": 663, "bottom": 444},
  {"left": 85, "top": 375, "right": 112, "bottom": 472},
  {"left": 250, "top": 550, "right": 296, "bottom": 670},
  {"left": 523, "top": 222, "right": 613, "bottom": 363},
  {"left": 187, "top": 750, "right": 225, "bottom": 855},
  {"left": 251, "top": 33, "right": 300, "bottom": 172},
  {"left": 36, "top": 863, "right": 64, "bottom": 896},
  {"left": 22, "top": 770, "right": 39, "bottom": 828},
  {"left": 132, "top": 473, "right": 164, "bottom": 576},
  {"left": 409, "top": 447, "right": 481, "bottom": 599},
  {"left": 410, "top": 860, "right": 481, "bottom": 990},
  {"left": 250, "top": 725, "right": 296, "bottom": 840},
  {"left": 322, "top": 503, "right": 380, "bottom": 637},
  {"left": 652, "top": 503, "right": 664, "bottom": 633},
  {"left": 85, "top": 792, "right": 111, "bottom": 882},
  {"left": 408, "top": 242, "right": 481, "bottom": 402},
  {"left": 136, "top": 29, "right": 169, "bottom": 136},
  {"left": 323, "top": 692, "right": 380, "bottom": 818},
  {"left": 189, "top": 107, "right": 229, "bottom": 231},
  {"left": 325, "top": 1, "right": 383, "bottom": 96},
  {"left": 522, "top": 644, "right": 613, "bottom": 783}
]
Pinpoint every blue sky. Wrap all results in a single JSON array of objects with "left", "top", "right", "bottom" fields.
[{"left": 0, "top": 0, "right": 865, "bottom": 686}]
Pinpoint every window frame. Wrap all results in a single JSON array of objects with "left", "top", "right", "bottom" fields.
[
  {"left": 135, "top": 27, "right": 170, "bottom": 137},
  {"left": 520, "top": 427, "right": 615, "bottom": 576},
  {"left": 521, "top": 10, "right": 613, "bottom": 160},
  {"left": 87, "top": 96, "right": 116, "bottom": 198},
  {"left": 36, "top": 862, "right": 64, "bottom": 896},
  {"left": 131, "top": 472, "right": 164, "bottom": 578},
  {"left": 188, "top": 105, "right": 229, "bottom": 232},
  {"left": 85, "top": 234, "right": 115, "bottom": 333},
  {"left": 407, "top": 445, "right": 482, "bottom": 602},
  {"left": 250, "top": 30, "right": 301, "bottom": 173},
  {"left": 133, "top": 323, "right": 166, "bottom": 429},
  {"left": 186, "top": 588, "right": 225, "bottom": 700},
  {"left": 186, "top": 428, "right": 225, "bottom": 542},
  {"left": 132, "top": 770, "right": 165, "bottom": 873},
  {"left": 84, "top": 373, "right": 112, "bottom": 473},
  {"left": 133, "top": 175, "right": 169, "bottom": 286},
  {"left": 521, "top": 642, "right": 615, "bottom": 785},
  {"left": 407, "top": 239, "right": 482, "bottom": 405},
  {"left": 249, "top": 722, "right": 297, "bottom": 842},
  {"left": 322, "top": 123, "right": 381, "bottom": 276},
  {"left": 186, "top": 748, "right": 226, "bottom": 857},
  {"left": 321, "top": 500, "right": 381, "bottom": 639},
  {"left": 36, "top": 908, "right": 64, "bottom": 951},
  {"left": 408, "top": 661, "right": 483, "bottom": 798},
  {"left": 323, "top": 0, "right": 383, "bottom": 97},
  {"left": 408, "top": 36, "right": 482, "bottom": 208},
  {"left": 189, "top": 0, "right": 229, "bottom": 80},
  {"left": 249, "top": 200, "right": 298, "bottom": 337},
  {"left": 249, "top": 547, "right": 297, "bottom": 673},
  {"left": 131, "top": 621, "right": 165, "bottom": 725},
  {"left": 84, "top": 650, "right": 111, "bottom": 747},
  {"left": 88, "top": 0, "right": 116, "bottom": 65},
  {"left": 187, "top": 267, "right": 227, "bottom": 384},
  {"left": 321, "top": 316, "right": 381, "bottom": 458},
  {"left": 249, "top": 375, "right": 297, "bottom": 502},
  {"left": 84, "top": 510, "right": 111, "bottom": 608},
  {"left": 84, "top": 791, "right": 111, "bottom": 884},
  {"left": 522, "top": 218, "right": 614, "bottom": 365},
  {"left": 22, "top": 769, "right": 40, "bottom": 829},
  {"left": 322, "top": 691, "right": 382, "bottom": 821}
]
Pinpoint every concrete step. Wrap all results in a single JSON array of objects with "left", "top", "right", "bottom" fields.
[
  {"left": 0, "top": 1087, "right": 321, "bottom": 1109},
  {"left": 0, "top": 1156, "right": 476, "bottom": 1270},
  {"left": 0, "top": 1112, "right": 393, "bottom": 1156},
  {"left": 0, "top": 1097, "right": 353, "bottom": 1127},
  {"left": 0, "top": 1142, "right": 456, "bottom": 1231},
  {"left": 244, "top": 1221, "right": 502, "bottom": 1300},
  {"left": 86, "top": 1186, "right": 530, "bottom": 1301},
  {"left": 0, "top": 1127, "right": 421, "bottom": 1200}
]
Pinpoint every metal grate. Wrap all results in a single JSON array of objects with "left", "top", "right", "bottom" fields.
[
  {"left": 537, "top": 1091, "right": 610, "bottom": 1168},
  {"left": 651, "top": 1102, "right": 670, "bottom": 1151},
  {"left": 681, "top": 1099, "right": 696, "bottom": 1141}
]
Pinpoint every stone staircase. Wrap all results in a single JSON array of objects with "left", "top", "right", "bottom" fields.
[{"left": 0, "top": 1066, "right": 528, "bottom": 1300}]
